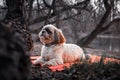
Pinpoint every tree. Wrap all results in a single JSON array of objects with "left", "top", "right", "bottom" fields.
[
  {"left": 2, "top": 0, "right": 119, "bottom": 49},
  {"left": 1, "top": 0, "right": 33, "bottom": 51},
  {"left": 28, "top": 0, "right": 120, "bottom": 48},
  {"left": 78, "top": 0, "right": 120, "bottom": 47},
  {"left": 0, "top": 16, "right": 30, "bottom": 80}
]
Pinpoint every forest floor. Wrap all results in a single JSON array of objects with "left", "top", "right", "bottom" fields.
[{"left": 28, "top": 43, "right": 120, "bottom": 80}]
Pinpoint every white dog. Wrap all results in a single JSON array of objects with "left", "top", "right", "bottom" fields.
[{"left": 34, "top": 24, "right": 86, "bottom": 66}]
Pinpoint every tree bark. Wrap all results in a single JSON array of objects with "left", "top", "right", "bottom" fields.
[{"left": 2, "top": 0, "right": 33, "bottom": 51}]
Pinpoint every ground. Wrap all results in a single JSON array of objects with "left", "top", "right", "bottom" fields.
[
  {"left": 28, "top": 61, "right": 120, "bottom": 80},
  {"left": 28, "top": 43, "right": 120, "bottom": 80}
]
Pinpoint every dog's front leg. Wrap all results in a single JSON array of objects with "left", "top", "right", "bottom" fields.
[
  {"left": 33, "top": 57, "right": 46, "bottom": 65},
  {"left": 42, "top": 59, "right": 63, "bottom": 66}
]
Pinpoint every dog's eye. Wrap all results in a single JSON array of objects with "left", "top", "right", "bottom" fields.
[{"left": 45, "top": 28, "right": 52, "bottom": 34}]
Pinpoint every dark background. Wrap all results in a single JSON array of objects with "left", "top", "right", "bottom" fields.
[{"left": 0, "top": 0, "right": 120, "bottom": 54}]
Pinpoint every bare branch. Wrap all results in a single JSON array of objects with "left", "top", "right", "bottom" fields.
[
  {"left": 28, "top": 0, "right": 90, "bottom": 25},
  {"left": 103, "top": 18, "right": 120, "bottom": 31},
  {"left": 43, "top": 0, "right": 56, "bottom": 9},
  {"left": 78, "top": 0, "right": 113, "bottom": 47}
]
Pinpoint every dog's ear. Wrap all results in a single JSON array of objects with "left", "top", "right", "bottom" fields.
[{"left": 54, "top": 29, "right": 66, "bottom": 44}]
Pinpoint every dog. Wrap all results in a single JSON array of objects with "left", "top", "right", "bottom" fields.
[{"left": 34, "top": 24, "right": 86, "bottom": 66}]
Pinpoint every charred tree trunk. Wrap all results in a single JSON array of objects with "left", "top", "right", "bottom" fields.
[{"left": 2, "top": 0, "right": 33, "bottom": 51}]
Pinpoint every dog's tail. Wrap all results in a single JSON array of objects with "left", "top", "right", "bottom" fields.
[
  {"left": 85, "top": 54, "right": 92, "bottom": 60},
  {"left": 82, "top": 48, "right": 92, "bottom": 60}
]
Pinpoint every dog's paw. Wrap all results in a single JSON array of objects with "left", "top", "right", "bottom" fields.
[
  {"left": 85, "top": 54, "right": 92, "bottom": 60},
  {"left": 33, "top": 59, "right": 45, "bottom": 66},
  {"left": 42, "top": 61, "right": 58, "bottom": 66}
]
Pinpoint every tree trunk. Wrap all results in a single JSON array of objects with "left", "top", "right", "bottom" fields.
[
  {"left": 79, "top": 0, "right": 112, "bottom": 47},
  {"left": 2, "top": 0, "right": 33, "bottom": 51}
]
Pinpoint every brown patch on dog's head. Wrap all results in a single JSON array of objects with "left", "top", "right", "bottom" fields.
[{"left": 54, "top": 29, "right": 66, "bottom": 44}]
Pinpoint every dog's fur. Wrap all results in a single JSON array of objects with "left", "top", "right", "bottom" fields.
[{"left": 34, "top": 24, "right": 85, "bottom": 66}]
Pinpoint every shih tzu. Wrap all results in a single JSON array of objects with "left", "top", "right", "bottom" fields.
[{"left": 34, "top": 24, "right": 86, "bottom": 66}]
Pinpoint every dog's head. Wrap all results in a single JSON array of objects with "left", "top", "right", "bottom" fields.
[{"left": 39, "top": 24, "right": 66, "bottom": 46}]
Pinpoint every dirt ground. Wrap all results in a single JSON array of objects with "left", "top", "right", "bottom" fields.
[
  {"left": 28, "top": 43, "right": 120, "bottom": 80},
  {"left": 28, "top": 62, "right": 120, "bottom": 80}
]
